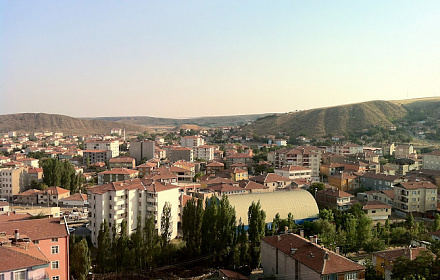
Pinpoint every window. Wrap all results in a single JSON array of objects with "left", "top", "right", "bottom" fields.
[
  {"left": 51, "top": 261, "right": 59, "bottom": 269},
  {"left": 51, "top": 238, "right": 58, "bottom": 242},
  {"left": 321, "top": 275, "right": 332, "bottom": 280},
  {"left": 51, "top": 245, "right": 59, "bottom": 254},
  {"left": 52, "top": 277, "right": 60, "bottom": 280},
  {"left": 14, "top": 271, "right": 26, "bottom": 280},
  {"left": 33, "top": 240, "right": 39, "bottom": 244},
  {"left": 345, "top": 272, "right": 358, "bottom": 280},
  {"left": 0, "top": 274, "right": 4, "bottom": 280}
]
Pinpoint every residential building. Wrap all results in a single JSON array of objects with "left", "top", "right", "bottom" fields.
[
  {"left": 98, "top": 168, "right": 139, "bottom": 185},
  {"left": 109, "top": 157, "right": 136, "bottom": 169},
  {"left": 60, "top": 192, "right": 88, "bottom": 207},
  {"left": 261, "top": 234, "right": 365, "bottom": 279},
  {"left": 224, "top": 153, "right": 253, "bottom": 170},
  {"left": 0, "top": 233, "right": 50, "bottom": 280},
  {"left": 328, "top": 171, "right": 358, "bottom": 191},
  {"left": 362, "top": 201, "right": 392, "bottom": 220},
  {"left": 372, "top": 247, "right": 428, "bottom": 280},
  {"left": 206, "top": 161, "right": 225, "bottom": 175},
  {"left": 0, "top": 201, "right": 9, "bottom": 213},
  {"left": 332, "top": 143, "right": 364, "bottom": 156},
  {"left": 14, "top": 189, "right": 40, "bottom": 204},
  {"left": 180, "top": 136, "right": 205, "bottom": 149},
  {"left": 250, "top": 173, "right": 292, "bottom": 191},
  {"left": 194, "top": 145, "right": 214, "bottom": 161},
  {"left": 274, "top": 166, "right": 312, "bottom": 181},
  {"left": 85, "top": 139, "right": 119, "bottom": 158},
  {"left": 0, "top": 218, "right": 70, "bottom": 280},
  {"left": 319, "top": 163, "right": 345, "bottom": 177},
  {"left": 365, "top": 189, "right": 394, "bottom": 206},
  {"left": 129, "top": 140, "right": 155, "bottom": 165},
  {"left": 88, "top": 178, "right": 180, "bottom": 245},
  {"left": 272, "top": 146, "right": 322, "bottom": 180},
  {"left": 83, "top": 150, "right": 112, "bottom": 165},
  {"left": 169, "top": 147, "right": 194, "bottom": 163},
  {"left": 359, "top": 172, "right": 403, "bottom": 190},
  {"left": 38, "top": 187, "right": 70, "bottom": 206},
  {"left": 136, "top": 162, "right": 157, "bottom": 177},
  {"left": 0, "top": 167, "right": 29, "bottom": 202},
  {"left": 393, "top": 181, "right": 437, "bottom": 217},
  {"left": 394, "top": 144, "right": 415, "bottom": 159},
  {"left": 316, "top": 188, "right": 354, "bottom": 211},
  {"left": 423, "top": 150, "right": 440, "bottom": 170}
]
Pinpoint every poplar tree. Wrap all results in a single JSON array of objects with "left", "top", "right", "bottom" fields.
[
  {"left": 248, "top": 200, "right": 266, "bottom": 269},
  {"left": 96, "top": 220, "right": 111, "bottom": 273},
  {"left": 182, "top": 197, "right": 204, "bottom": 256},
  {"left": 71, "top": 239, "right": 91, "bottom": 280},
  {"left": 160, "top": 202, "right": 173, "bottom": 250}
]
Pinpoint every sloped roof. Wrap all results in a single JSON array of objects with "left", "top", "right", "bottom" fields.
[
  {"left": 263, "top": 234, "right": 364, "bottom": 275},
  {"left": 0, "top": 218, "right": 68, "bottom": 240},
  {"left": 0, "top": 235, "right": 49, "bottom": 271}
]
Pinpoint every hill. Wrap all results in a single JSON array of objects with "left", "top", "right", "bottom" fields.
[
  {"left": 93, "top": 114, "right": 270, "bottom": 128},
  {"left": 242, "top": 98, "right": 440, "bottom": 138},
  {"left": 0, "top": 113, "right": 147, "bottom": 134}
]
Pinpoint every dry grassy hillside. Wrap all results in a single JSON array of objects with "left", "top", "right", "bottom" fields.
[
  {"left": 0, "top": 113, "right": 147, "bottom": 134},
  {"left": 243, "top": 100, "right": 410, "bottom": 137}
]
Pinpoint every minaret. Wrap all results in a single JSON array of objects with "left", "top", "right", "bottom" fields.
[{"left": 123, "top": 129, "right": 126, "bottom": 141}]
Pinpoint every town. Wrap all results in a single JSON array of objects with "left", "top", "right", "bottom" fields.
[{"left": 1, "top": 110, "right": 440, "bottom": 280}]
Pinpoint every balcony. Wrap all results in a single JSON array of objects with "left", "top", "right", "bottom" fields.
[{"left": 400, "top": 197, "right": 409, "bottom": 203}]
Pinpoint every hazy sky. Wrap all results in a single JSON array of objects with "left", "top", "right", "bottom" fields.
[{"left": 1, "top": 1, "right": 440, "bottom": 118}]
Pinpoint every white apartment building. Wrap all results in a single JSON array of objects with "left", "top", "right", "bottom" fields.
[
  {"left": 88, "top": 178, "right": 180, "bottom": 245},
  {"left": 393, "top": 181, "right": 437, "bottom": 217},
  {"left": 194, "top": 145, "right": 214, "bottom": 161},
  {"left": 180, "top": 136, "right": 205, "bottom": 149},
  {"left": 85, "top": 139, "right": 119, "bottom": 158},
  {"left": 273, "top": 146, "right": 322, "bottom": 180},
  {"left": 274, "top": 165, "right": 312, "bottom": 180},
  {"left": 423, "top": 150, "right": 440, "bottom": 170},
  {"left": 332, "top": 143, "right": 364, "bottom": 156},
  {"left": 0, "top": 167, "right": 29, "bottom": 202}
]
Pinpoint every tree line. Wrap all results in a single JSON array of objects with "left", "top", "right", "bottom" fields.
[{"left": 40, "top": 158, "right": 84, "bottom": 192}]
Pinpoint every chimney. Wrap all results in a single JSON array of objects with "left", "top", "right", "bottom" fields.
[
  {"left": 277, "top": 235, "right": 281, "bottom": 242},
  {"left": 335, "top": 247, "right": 340, "bottom": 254},
  {"left": 284, "top": 226, "right": 288, "bottom": 234},
  {"left": 300, "top": 229, "right": 304, "bottom": 238},
  {"left": 15, "top": 229, "right": 19, "bottom": 240},
  {"left": 314, "top": 235, "right": 318, "bottom": 244},
  {"left": 309, "top": 236, "right": 314, "bottom": 242}
]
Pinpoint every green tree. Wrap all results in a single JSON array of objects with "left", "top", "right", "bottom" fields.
[
  {"left": 248, "top": 200, "right": 266, "bottom": 269},
  {"left": 315, "top": 219, "right": 336, "bottom": 248},
  {"left": 433, "top": 214, "right": 440, "bottom": 231},
  {"left": 143, "top": 214, "right": 159, "bottom": 269},
  {"left": 71, "top": 239, "right": 91, "bottom": 280},
  {"left": 160, "top": 202, "right": 173, "bottom": 250},
  {"left": 96, "top": 220, "right": 111, "bottom": 273},
  {"left": 182, "top": 198, "right": 204, "bottom": 256}
]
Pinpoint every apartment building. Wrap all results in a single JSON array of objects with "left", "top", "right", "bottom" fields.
[
  {"left": 169, "top": 147, "right": 193, "bottom": 163},
  {"left": 332, "top": 143, "right": 364, "bottom": 156},
  {"left": 359, "top": 172, "right": 403, "bottom": 190},
  {"left": 393, "top": 181, "right": 437, "bottom": 217},
  {"left": 88, "top": 178, "right": 180, "bottom": 245},
  {"left": 83, "top": 150, "right": 112, "bottom": 165},
  {"left": 194, "top": 145, "right": 214, "bottom": 161},
  {"left": 272, "top": 146, "right": 322, "bottom": 180},
  {"left": 261, "top": 234, "right": 365, "bottom": 279},
  {"left": 274, "top": 165, "right": 312, "bottom": 181},
  {"left": 109, "top": 157, "right": 136, "bottom": 169},
  {"left": 423, "top": 150, "right": 440, "bottom": 170},
  {"left": 180, "top": 136, "right": 205, "bottom": 149},
  {"left": 129, "top": 140, "right": 155, "bottom": 165},
  {"left": 85, "top": 139, "right": 119, "bottom": 158},
  {"left": 0, "top": 167, "right": 29, "bottom": 202},
  {"left": 0, "top": 218, "right": 70, "bottom": 280},
  {"left": 316, "top": 188, "right": 354, "bottom": 211},
  {"left": 97, "top": 168, "right": 139, "bottom": 185}
]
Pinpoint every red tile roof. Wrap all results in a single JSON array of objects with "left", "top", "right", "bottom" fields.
[
  {"left": 61, "top": 192, "right": 87, "bottom": 202},
  {"left": 397, "top": 181, "right": 437, "bottom": 189},
  {"left": 263, "top": 234, "right": 364, "bottom": 275},
  {"left": 373, "top": 247, "right": 429, "bottom": 262},
  {"left": 318, "top": 188, "right": 354, "bottom": 198},
  {"left": 99, "top": 168, "right": 139, "bottom": 175},
  {"left": 363, "top": 201, "right": 392, "bottom": 210},
  {"left": 0, "top": 234, "right": 49, "bottom": 271},
  {"left": 0, "top": 218, "right": 68, "bottom": 240}
]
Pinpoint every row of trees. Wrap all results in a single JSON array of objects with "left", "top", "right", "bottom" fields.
[
  {"left": 95, "top": 202, "right": 174, "bottom": 273},
  {"left": 40, "top": 158, "right": 84, "bottom": 192},
  {"left": 182, "top": 196, "right": 266, "bottom": 270}
]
